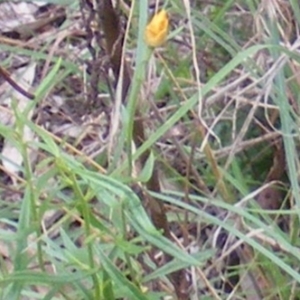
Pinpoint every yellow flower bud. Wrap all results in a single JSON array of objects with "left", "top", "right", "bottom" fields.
[{"left": 145, "top": 10, "right": 169, "bottom": 48}]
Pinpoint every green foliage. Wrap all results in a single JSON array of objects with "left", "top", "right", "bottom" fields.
[{"left": 1, "top": 0, "right": 300, "bottom": 299}]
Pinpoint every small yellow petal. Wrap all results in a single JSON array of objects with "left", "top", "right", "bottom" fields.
[{"left": 145, "top": 10, "right": 169, "bottom": 48}]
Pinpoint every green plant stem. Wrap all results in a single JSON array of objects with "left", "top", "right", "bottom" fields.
[{"left": 68, "top": 171, "right": 100, "bottom": 299}]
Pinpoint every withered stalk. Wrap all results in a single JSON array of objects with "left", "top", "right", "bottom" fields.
[{"left": 98, "top": 0, "right": 170, "bottom": 242}]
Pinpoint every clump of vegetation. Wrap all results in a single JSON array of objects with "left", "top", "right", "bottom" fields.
[{"left": 0, "top": 0, "right": 300, "bottom": 299}]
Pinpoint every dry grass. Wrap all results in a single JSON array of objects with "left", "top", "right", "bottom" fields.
[{"left": 0, "top": 0, "right": 300, "bottom": 299}]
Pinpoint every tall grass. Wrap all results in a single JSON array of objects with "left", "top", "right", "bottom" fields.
[{"left": 0, "top": 0, "right": 300, "bottom": 299}]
